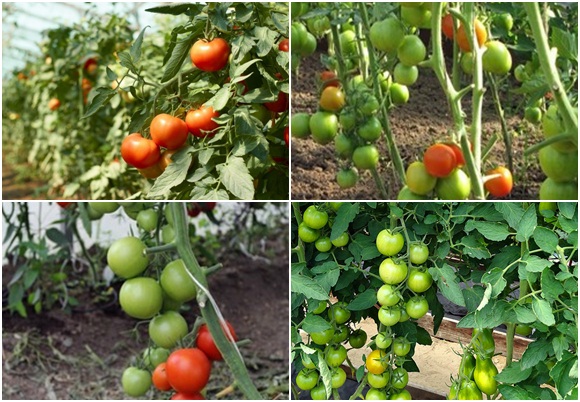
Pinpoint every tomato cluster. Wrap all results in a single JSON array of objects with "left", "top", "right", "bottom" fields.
[
  {"left": 448, "top": 329, "right": 498, "bottom": 400},
  {"left": 402, "top": 143, "right": 513, "bottom": 200},
  {"left": 86, "top": 202, "right": 240, "bottom": 399}
]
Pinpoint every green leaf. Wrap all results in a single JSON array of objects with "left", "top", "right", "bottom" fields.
[
  {"left": 496, "top": 203, "right": 525, "bottom": 230},
  {"left": 459, "top": 234, "right": 491, "bottom": 259},
  {"left": 497, "top": 384, "right": 536, "bottom": 400},
  {"left": 217, "top": 156, "right": 255, "bottom": 200},
  {"left": 331, "top": 203, "right": 359, "bottom": 240},
  {"left": 541, "top": 269, "right": 565, "bottom": 303},
  {"left": 514, "top": 306, "right": 536, "bottom": 324},
  {"left": 430, "top": 263, "right": 465, "bottom": 307},
  {"left": 346, "top": 289, "right": 377, "bottom": 311},
  {"left": 520, "top": 254, "right": 553, "bottom": 273},
  {"left": 532, "top": 298, "right": 555, "bottom": 326},
  {"left": 515, "top": 205, "right": 537, "bottom": 242},
  {"left": 302, "top": 314, "right": 332, "bottom": 333},
  {"left": 467, "top": 221, "right": 510, "bottom": 241},
  {"left": 291, "top": 273, "right": 328, "bottom": 300},
  {"left": 533, "top": 226, "right": 559, "bottom": 254},
  {"left": 481, "top": 267, "right": 507, "bottom": 298},
  {"left": 495, "top": 361, "right": 533, "bottom": 383}
]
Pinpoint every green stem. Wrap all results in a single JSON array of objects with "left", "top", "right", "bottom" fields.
[
  {"left": 292, "top": 202, "right": 306, "bottom": 263},
  {"left": 487, "top": 73, "right": 513, "bottom": 172},
  {"left": 168, "top": 204, "right": 262, "bottom": 399},
  {"left": 371, "top": 167, "right": 389, "bottom": 199}
]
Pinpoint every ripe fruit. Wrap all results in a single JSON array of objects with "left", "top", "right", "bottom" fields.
[
  {"left": 456, "top": 19, "right": 487, "bottom": 52},
  {"left": 482, "top": 41, "right": 512, "bottom": 75},
  {"left": 165, "top": 348, "right": 212, "bottom": 393},
  {"left": 278, "top": 38, "right": 289, "bottom": 52},
  {"left": 442, "top": 14, "right": 455, "bottom": 39},
  {"left": 190, "top": 38, "right": 230, "bottom": 71},
  {"left": 484, "top": 166, "right": 513, "bottom": 198},
  {"left": 121, "top": 133, "right": 161, "bottom": 169},
  {"left": 196, "top": 321, "right": 237, "bottom": 360},
  {"left": 366, "top": 349, "right": 388, "bottom": 375},
  {"left": 424, "top": 143, "right": 457, "bottom": 178},
  {"left": 150, "top": 114, "right": 189, "bottom": 150},
  {"left": 48, "top": 98, "right": 61, "bottom": 111},
  {"left": 186, "top": 106, "right": 220, "bottom": 138},
  {"left": 152, "top": 363, "right": 172, "bottom": 391},
  {"left": 264, "top": 91, "right": 289, "bottom": 113},
  {"left": 319, "top": 86, "right": 346, "bottom": 112}
]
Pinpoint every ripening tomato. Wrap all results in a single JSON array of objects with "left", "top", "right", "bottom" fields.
[
  {"left": 442, "top": 14, "right": 455, "bottom": 39},
  {"left": 57, "top": 202, "right": 75, "bottom": 209},
  {"left": 406, "top": 161, "right": 437, "bottom": 195},
  {"left": 320, "top": 70, "right": 340, "bottom": 88},
  {"left": 456, "top": 19, "right": 487, "bottom": 52},
  {"left": 424, "top": 143, "right": 457, "bottom": 178},
  {"left": 484, "top": 166, "right": 513, "bottom": 198},
  {"left": 190, "top": 38, "right": 230, "bottom": 71},
  {"left": 48, "top": 98, "right": 61, "bottom": 111},
  {"left": 319, "top": 86, "right": 346, "bottom": 112},
  {"left": 186, "top": 106, "right": 220, "bottom": 138},
  {"left": 165, "top": 348, "right": 212, "bottom": 394},
  {"left": 121, "top": 133, "right": 161, "bottom": 169},
  {"left": 366, "top": 349, "right": 388, "bottom": 375},
  {"left": 152, "top": 363, "right": 172, "bottom": 391},
  {"left": 435, "top": 168, "right": 471, "bottom": 200},
  {"left": 446, "top": 143, "right": 466, "bottom": 167},
  {"left": 150, "top": 114, "right": 189, "bottom": 150},
  {"left": 278, "top": 38, "right": 289, "bottom": 52},
  {"left": 196, "top": 321, "right": 237, "bottom": 361},
  {"left": 284, "top": 126, "right": 289, "bottom": 147}
]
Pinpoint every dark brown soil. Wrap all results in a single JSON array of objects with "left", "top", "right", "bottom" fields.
[
  {"left": 2, "top": 240, "right": 289, "bottom": 400},
  {"left": 2, "top": 149, "right": 49, "bottom": 200},
  {"left": 291, "top": 49, "right": 544, "bottom": 200}
]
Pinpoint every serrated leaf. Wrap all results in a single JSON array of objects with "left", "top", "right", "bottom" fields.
[
  {"left": 291, "top": 273, "right": 328, "bottom": 300},
  {"left": 217, "top": 156, "right": 255, "bottom": 200},
  {"left": 533, "top": 226, "right": 559, "bottom": 253},
  {"left": 346, "top": 289, "right": 377, "bottom": 311}
]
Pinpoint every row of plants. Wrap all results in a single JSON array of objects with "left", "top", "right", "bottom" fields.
[
  {"left": 291, "top": 201, "right": 578, "bottom": 399},
  {"left": 290, "top": 2, "right": 578, "bottom": 200},
  {"left": 2, "top": 2, "right": 289, "bottom": 200}
]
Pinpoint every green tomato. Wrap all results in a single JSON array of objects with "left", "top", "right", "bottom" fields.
[
  {"left": 142, "top": 347, "right": 170, "bottom": 369},
  {"left": 390, "top": 389, "right": 413, "bottom": 400},
  {"left": 482, "top": 41, "right": 512, "bottom": 75},
  {"left": 325, "top": 344, "right": 347, "bottom": 367},
  {"left": 458, "top": 379, "right": 483, "bottom": 399},
  {"left": 407, "top": 268, "right": 433, "bottom": 293},
  {"left": 391, "top": 367, "right": 409, "bottom": 389},
  {"left": 514, "top": 65, "right": 529, "bottom": 82},
  {"left": 328, "top": 302, "right": 351, "bottom": 324},
  {"left": 401, "top": 3, "right": 431, "bottom": 27},
  {"left": 392, "top": 337, "right": 411, "bottom": 356},
  {"left": 300, "top": 32, "right": 317, "bottom": 57},
  {"left": 303, "top": 205, "right": 329, "bottom": 229},
  {"left": 315, "top": 237, "right": 332, "bottom": 252},
  {"left": 462, "top": 353, "right": 476, "bottom": 379},
  {"left": 352, "top": 145, "right": 380, "bottom": 170},
  {"left": 298, "top": 222, "right": 320, "bottom": 243},
  {"left": 376, "top": 229, "right": 404, "bottom": 256},
  {"left": 119, "top": 277, "right": 163, "bottom": 319},
  {"left": 494, "top": 13, "right": 514, "bottom": 32},
  {"left": 349, "top": 329, "right": 367, "bottom": 348},
  {"left": 398, "top": 307, "right": 410, "bottom": 322},
  {"left": 148, "top": 310, "right": 188, "bottom": 349},
  {"left": 405, "top": 295, "right": 429, "bottom": 319},
  {"left": 377, "top": 284, "right": 401, "bottom": 307},
  {"left": 310, "top": 112, "right": 338, "bottom": 145},
  {"left": 296, "top": 368, "right": 319, "bottom": 391},
  {"left": 379, "top": 258, "right": 408, "bottom": 285},
  {"left": 359, "top": 93, "right": 380, "bottom": 116},
  {"left": 461, "top": 52, "right": 474, "bottom": 75},
  {"left": 86, "top": 204, "right": 104, "bottom": 220},
  {"left": 311, "top": 300, "right": 327, "bottom": 314},
  {"left": 378, "top": 306, "right": 401, "bottom": 326},
  {"left": 369, "top": 17, "right": 405, "bottom": 52},
  {"left": 472, "top": 328, "right": 495, "bottom": 358},
  {"left": 121, "top": 367, "right": 151, "bottom": 397},
  {"left": 160, "top": 259, "right": 197, "bottom": 303},
  {"left": 161, "top": 224, "right": 175, "bottom": 244},
  {"left": 538, "top": 145, "right": 578, "bottom": 183},
  {"left": 339, "top": 110, "right": 356, "bottom": 131},
  {"left": 375, "top": 332, "right": 393, "bottom": 349},
  {"left": 340, "top": 30, "right": 358, "bottom": 56},
  {"left": 302, "top": 353, "right": 316, "bottom": 369},
  {"left": 515, "top": 324, "right": 532, "bottom": 336},
  {"left": 389, "top": 83, "right": 410, "bottom": 105},
  {"left": 329, "top": 202, "right": 343, "bottom": 212},
  {"left": 406, "top": 161, "right": 436, "bottom": 195},
  {"left": 524, "top": 106, "right": 542, "bottom": 125},
  {"left": 398, "top": 185, "right": 428, "bottom": 200},
  {"left": 367, "top": 371, "right": 390, "bottom": 389},
  {"left": 310, "top": 327, "right": 335, "bottom": 345},
  {"left": 310, "top": 383, "right": 327, "bottom": 400},
  {"left": 540, "top": 178, "right": 577, "bottom": 200},
  {"left": 331, "top": 367, "right": 347, "bottom": 388},
  {"left": 291, "top": 113, "right": 311, "bottom": 138},
  {"left": 474, "top": 356, "right": 498, "bottom": 395},
  {"left": 107, "top": 237, "right": 149, "bottom": 279},
  {"left": 366, "top": 388, "right": 388, "bottom": 400},
  {"left": 335, "top": 133, "right": 355, "bottom": 159},
  {"left": 336, "top": 168, "right": 359, "bottom": 189},
  {"left": 331, "top": 232, "right": 350, "bottom": 247},
  {"left": 357, "top": 116, "right": 382, "bottom": 142},
  {"left": 332, "top": 324, "right": 350, "bottom": 344},
  {"left": 89, "top": 202, "right": 119, "bottom": 214},
  {"left": 137, "top": 209, "right": 158, "bottom": 232},
  {"left": 435, "top": 168, "right": 471, "bottom": 200},
  {"left": 397, "top": 35, "right": 426, "bottom": 66},
  {"left": 394, "top": 63, "right": 419, "bottom": 86},
  {"left": 409, "top": 242, "right": 429, "bottom": 265}
]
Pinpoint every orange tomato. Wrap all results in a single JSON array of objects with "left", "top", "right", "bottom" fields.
[
  {"left": 424, "top": 143, "right": 457, "bottom": 178},
  {"left": 484, "top": 166, "right": 513, "bottom": 198},
  {"left": 456, "top": 19, "right": 487, "bottom": 52}
]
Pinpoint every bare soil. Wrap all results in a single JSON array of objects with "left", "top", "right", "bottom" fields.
[
  {"left": 291, "top": 49, "right": 544, "bottom": 200},
  {"left": 2, "top": 241, "right": 289, "bottom": 400}
]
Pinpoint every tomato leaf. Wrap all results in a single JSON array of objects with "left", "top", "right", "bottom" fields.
[
  {"left": 495, "top": 361, "right": 533, "bottom": 383},
  {"left": 430, "top": 263, "right": 465, "bottom": 307},
  {"left": 515, "top": 206, "right": 537, "bottom": 242},
  {"left": 217, "top": 156, "right": 255, "bottom": 200},
  {"left": 532, "top": 298, "right": 556, "bottom": 326},
  {"left": 533, "top": 226, "right": 559, "bottom": 253},
  {"left": 302, "top": 315, "right": 332, "bottom": 333},
  {"left": 291, "top": 273, "right": 328, "bottom": 301},
  {"left": 346, "top": 289, "right": 377, "bottom": 311},
  {"left": 466, "top": 221, "right": 510, "bottom": 241}
]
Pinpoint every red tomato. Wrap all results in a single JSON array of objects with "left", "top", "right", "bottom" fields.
[
  {"left": 196, "top": 321, "right": 237, "bottom": 361},
  {"left": 165, "top": 348, "right": 212, "bottom": 394},
  {"left": 57, "top": 202, "right": 75, "bottom": 209},
  {"left": 423, "top": 143, "right": 457, "bottom": 178},
  {"left": 442, "top": 14, "right": 455, "bottom": 39},
  {"left": 121, "top": 133, "right": 161, "bottom": 169},
  {"left": 152, "top": 363, "right": 172, "bottom": 391},
  {"left": 186, "top": 106, "right": 220, "bottom": 138},
  {"left": 264, "top": 91, "right": 289, "bottom": 113},
  {"left": 48, "top": 98, "right": 61, "bottom": 111},
  {"left": 485, "top": 166, "right": 513, "bottom": 198},
  {"left": 190, "top": 38, "right": 230, "bottom": 72},
  {"left": 279, "top": 38, "right": 289, "bottom": 52},
  {"left": 83, "top": 58, "right": 98, "bottom": 75},
  {"left": 150, "top": 114, "right": 189, "bottom": 150},
  {"left": 187, "top": 204, "right": 202, "bottom": 217},
  {"left": 199, "top": 202, "right": 217, "bottom": 212},
  {"left": 171, "top": 392, "right": 205, "bottom": 400},
  {"left": 320, "top": 70, "right": 340, "bottom": 88},
  {"left": 446, "top": 143, "right": 466, "bottom": 167},
  {"left": 284, "top": 126, "right": 289, "bottom": 147}
]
